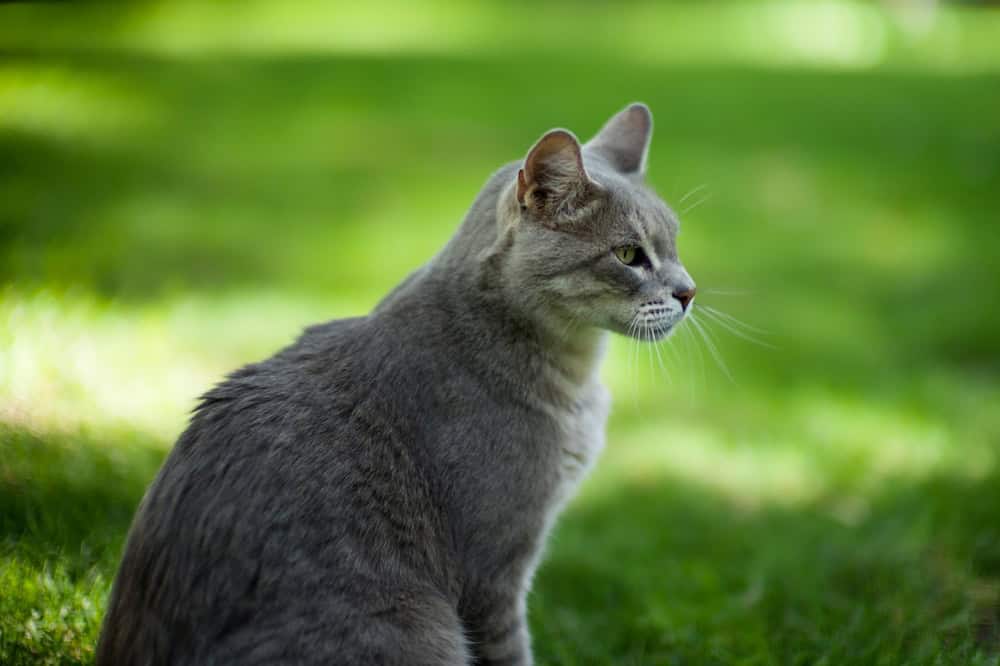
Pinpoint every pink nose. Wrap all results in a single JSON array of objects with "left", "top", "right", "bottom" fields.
[{"left": 674, "top": 287, "right": 696, "bottom": 311}]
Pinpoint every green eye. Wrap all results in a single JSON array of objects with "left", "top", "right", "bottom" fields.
[{"left": 614, "top": 246, "right": 643, "bottom": 266}]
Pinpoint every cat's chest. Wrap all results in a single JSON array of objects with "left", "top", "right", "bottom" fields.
[{"left": 548, "top": 382, "right": 611, "bottom": 503}]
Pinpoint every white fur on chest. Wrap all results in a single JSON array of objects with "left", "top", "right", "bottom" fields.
[
  {"left": 550, "top": 381, "right": 611, "bottom": 508},
  {"left": 517, "top": 381, "right": 611, "bottom": 595}
]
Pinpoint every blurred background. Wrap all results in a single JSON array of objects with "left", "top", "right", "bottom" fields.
[{"left": 1, "top": 0, "right": 999, "bottom": 663}]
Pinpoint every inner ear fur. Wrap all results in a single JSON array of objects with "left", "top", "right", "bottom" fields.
[{"left": 516, "top": 129, "right": 594, "bottom": 218}]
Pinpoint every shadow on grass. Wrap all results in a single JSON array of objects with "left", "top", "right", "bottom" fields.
[
  {"left": 0, "top": 425, "right": 164, "bottom": 574},
  {"left": 533, "top": 466, "right": 1000, "bottom": 665}
]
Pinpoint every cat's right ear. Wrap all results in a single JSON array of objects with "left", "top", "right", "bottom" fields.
[
  {"left": 516, "top": 129, "right": 594, "bottom": 221},
  {"left": 585, "top": 102, "right": 653, "bottom": 176}
]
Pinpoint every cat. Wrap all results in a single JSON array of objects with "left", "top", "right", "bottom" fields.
[{"left": 97, "top": 103, "right": 696, "bottom": 666}]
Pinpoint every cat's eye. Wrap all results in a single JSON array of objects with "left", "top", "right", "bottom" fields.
[{"left": 614, "top": 246, "right": 645, "bottom": 267}]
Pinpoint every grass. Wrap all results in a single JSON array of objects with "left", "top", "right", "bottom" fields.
[{"left": 2, "top": 0, "right": 1000, "bottom": 663}]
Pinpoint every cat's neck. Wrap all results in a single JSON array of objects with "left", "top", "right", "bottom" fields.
[
  {"left": 438, "top": 275, "right": 608, "bottom": 407},
  {"left": 375, "top": 163, "right": 608, "bottom": 406}
]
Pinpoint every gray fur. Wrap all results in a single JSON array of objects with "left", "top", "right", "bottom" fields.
[{"left": 98, "top": 103, "right": 695, "bottom": 666}]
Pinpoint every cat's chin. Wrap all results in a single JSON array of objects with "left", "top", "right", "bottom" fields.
[
  {"left": 641, "top": 325, "right": 676, "bottom": 342},
  {"left": 613, "top": 318, "right": 680, "bottom": 342}
]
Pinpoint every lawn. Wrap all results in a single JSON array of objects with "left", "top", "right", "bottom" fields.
[{"left": 2, "top": 1, "right": 1000, "bottom": 664}]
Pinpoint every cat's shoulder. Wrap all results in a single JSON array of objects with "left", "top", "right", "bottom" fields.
[{"left": 189, "top": 316, "right": 370, "bottom": 426}]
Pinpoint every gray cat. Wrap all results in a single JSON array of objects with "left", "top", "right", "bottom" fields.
[{"left": 97, "top": 103, "right": 695, "bottom": 666}]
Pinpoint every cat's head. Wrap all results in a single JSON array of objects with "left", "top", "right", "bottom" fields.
[{"left": 497, "top": 103, "right": 695, "bottom": 341}]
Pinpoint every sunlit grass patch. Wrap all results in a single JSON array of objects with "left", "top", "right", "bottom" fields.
[
  {"left": 0, "top": 64, "right": 161, "bottom": 143},
  {"left": 4, "top": 1, "right": 1000, "bottom": 73},
  {"left": 0, "top": 288, "right": 364, "bottom": 439},
  {"left": 0, "top": 556, "right": 105, "bottom": 666},
  {"left": 593, "top": 389, "right": 996, "bottom": 511}
]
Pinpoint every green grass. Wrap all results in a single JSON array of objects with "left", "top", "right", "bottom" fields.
[{"left": 2, "top": 1, "right": 1000, "bottom": 663}]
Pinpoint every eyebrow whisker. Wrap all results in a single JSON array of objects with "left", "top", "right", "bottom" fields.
[
  {"left": 678, "top": 183, "right": 709, "bottom": 205},
  {"left": 680, "top": 192, "right": 712, "bottom": 215},
  {"left": 702, "top": 288, "right": 752, "bottom": 296}
]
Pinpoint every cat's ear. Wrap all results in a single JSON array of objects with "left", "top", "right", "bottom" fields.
[
  {"left": 516, "top": 129, "right": 593, "bottom": 218},
  {"left": 585, "top": 102, "right": 653, "bottom": 175}
]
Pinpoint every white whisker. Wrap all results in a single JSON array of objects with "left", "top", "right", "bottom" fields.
[
  {"left": 658, "top": 322, "right": 683, "bottom": 389},
  {"left": 678, "top": 183, "right": 708, "bottom": 205},
  {"left": 632, "top": 316, "right": 644, "bottom": 410},
  {"left": 644, "top": 322, "right": 654, "bottom": 382},
  {"left": 683, "top": 319, "right": 702, "bottom": 403},
  {"left": 689, "top": 312, "right": 735, "bottom": 384},
  {"left": 702, "top": 288, "right": 752, "bottom": 296},
  {"left": 676, "top": 318, "right": 702, "bottom": 401},
  {"left": 700, "top": 305, "right": 770, "bottom": 335},
  {"left": 662, "top": 326, "right": 681, "bottom": 366},
  {"left": 626, "top": 315, "right": 640, "bottom": 411},
  {"left": 680, "top": 193, "right": 712, "bottom": 215},
  {"left": 651, "top": 323, "right": 671, "bottom": 387},
  {"left": 699, "top": 304, "right": 771, "bottom": 336},
  {"left": 698, "top": 307, "right": 777, "bottom": 350}
]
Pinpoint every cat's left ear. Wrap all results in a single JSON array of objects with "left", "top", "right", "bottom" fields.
[
  {"left": 516, "top": 129, "right": 595, "bottom": 220},
  {"left": 585, "top": 102, "right": 653, "bottom": 176}
]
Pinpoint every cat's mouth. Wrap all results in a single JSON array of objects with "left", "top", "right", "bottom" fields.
[
  {"left": 625, "top": 300, "right": 685, "bottom": 341},
  {"left": 625, "top": 314, "right": 681, "bottom": 341}
]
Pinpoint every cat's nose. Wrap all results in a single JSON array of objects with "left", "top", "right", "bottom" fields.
[{"left": 673, "top": 287, "right": 696, "bottom": 311}]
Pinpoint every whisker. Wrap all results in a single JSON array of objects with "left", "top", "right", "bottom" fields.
[
  {"left": 644, "top": 322, "right": 654, "bottom": 382},
  {"left": 698, "top": 304, "right": 770, "bottom": 336},
  {"left": 633, "top": 320, "right": 644, "bottom": 390},
  {"left": 632, "top": 317, "right": 645, "bottom": 409},
  {"left": 625, "top": 315, "right": 639, "bottom": 410},
  {"left": 689, "top": 311, "right": 735, "bottom": 384},
  {"left": 693, "top": 318, "right": 707, "bottom": 395},
  {"left": 680, "top": 193, "right": 712, "bottom": 215},
  {"left": 685, "top": 318, "right": 703, "bottom": 402},
  {"left": 701, "top": 288, "right": 753, "bottom": 296},
  {"left": 678, "top": 317, "right": 704, "bottom": 399},
  {"left": 651, "top": 323, "right": 671, "bottom": 387},
  {"left": 698, "top": 308, "right": 777, "bottom": 350},
  {"left": 694, "top": 311, "right": 731, "bottom": 361},
  {"left": 662, "top": 325, "right": 681, "bottom": 362},
  {"left": 700, "top": 305, "right": 771, "bottom": 335},
  {"left": 678, "top": 183, "right": 709, "bottom": 205},
  {"left": 658, "top": 322, "right": 683, "bottom": 385},
  {"left": 625, "top": 315, "right": 636, "bottom": 345}
]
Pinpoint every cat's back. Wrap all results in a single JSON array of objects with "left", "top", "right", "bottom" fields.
[{"left": 98, "top": 314, "right": 461, "bottom": 665}]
